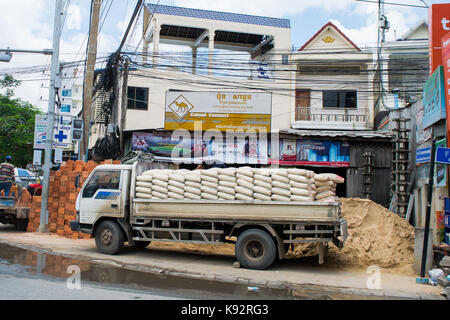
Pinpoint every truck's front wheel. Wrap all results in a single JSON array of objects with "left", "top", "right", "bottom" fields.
[
  {"left": 95, "top": 220, "right": 124, "bottom": 255},
  {"left": 235, "top": 229, "right": 276, "bottom": 270}
]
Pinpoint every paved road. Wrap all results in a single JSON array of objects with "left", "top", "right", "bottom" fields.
[{"left": 0, "top": 258, "right": 183, "bottom": 300}]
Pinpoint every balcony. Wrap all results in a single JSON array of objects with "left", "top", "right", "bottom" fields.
[{"left": 293, "top": 107, "right": 371, "bottom": 130}]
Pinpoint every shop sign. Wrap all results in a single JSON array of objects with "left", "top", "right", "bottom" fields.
[
  {"left": 422, "top": 66, "right": 446, "bottom": 129},
  {"left": 164, "top": 91, "right": 272, "bottom": 132},
  {"left": 428, "top": 3, "right": 450, "bottom": 75}
]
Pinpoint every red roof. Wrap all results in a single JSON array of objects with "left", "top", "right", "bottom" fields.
[{"left": 298, "top": 21, "right": 361, "bottom": 52}]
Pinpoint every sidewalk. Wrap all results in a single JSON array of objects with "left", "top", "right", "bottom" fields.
[{"left": 0, "top": 224, "right": 444, "bottom": 300}]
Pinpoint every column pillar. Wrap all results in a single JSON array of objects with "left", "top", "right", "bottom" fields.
[{"left": 208, "top": 29, "right": 215, "bottom": 75}]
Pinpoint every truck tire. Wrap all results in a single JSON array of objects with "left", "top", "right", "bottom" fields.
[
  {"left": 235, "top": 229, "right": 277, "bottom": 270},
  {"left": 95, "top": 220, "right": 125, "bottom": 255},
  {"left": 134, "top": 241, "right": 151, "bottom": 248}
]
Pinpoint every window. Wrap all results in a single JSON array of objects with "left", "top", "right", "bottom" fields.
[
  {"left": 127, "top": 86, "right": 148, "bottom": 110},
  {"left": 295, "top": 89, "right": 311, "bottom": 121},
  {"left": 82, "top": 171, "right": 121, "bottom": 198},
  {"left": 323, "top": 90, "right": 357, "bottom": 109}
]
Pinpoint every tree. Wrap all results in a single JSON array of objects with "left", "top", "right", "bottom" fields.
[{"left": 0, "top": 75, "right": 42, "bottom": 167}]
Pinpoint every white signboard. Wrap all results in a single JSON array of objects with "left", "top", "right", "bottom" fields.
[{"left": 33, "top": 114, "right": 73, "bottom": 150}]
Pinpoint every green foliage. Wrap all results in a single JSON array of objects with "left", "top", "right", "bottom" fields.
[{"left": 0, "top": 75, "right": 42, "bottom": 167}]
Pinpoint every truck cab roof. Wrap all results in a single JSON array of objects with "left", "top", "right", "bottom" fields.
[{"left": 94, "top": 164, "right": 133, "bottom": 171}]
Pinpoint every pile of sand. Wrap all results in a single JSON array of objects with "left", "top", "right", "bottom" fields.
[{"left": 289, "top": 198, "right": 415, "bottom": 271}]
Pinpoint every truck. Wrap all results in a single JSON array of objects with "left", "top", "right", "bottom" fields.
[
  {"left": 0, "top": 196, "right": 29, "bottom": 231},
  {"left": 70, "top": 162, "right": 349, "bottom": 270}
]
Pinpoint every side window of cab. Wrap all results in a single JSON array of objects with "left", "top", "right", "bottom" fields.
[{"left": 82, "top": 171, "right": 121, "bottom": 198}]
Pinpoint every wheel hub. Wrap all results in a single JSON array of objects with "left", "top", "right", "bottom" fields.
[
  {"left": 101, "top": 229, "right": 113, "bottom": 246},
  {"left": 246, "top": 240, "right": 264, "bottom": 259}
]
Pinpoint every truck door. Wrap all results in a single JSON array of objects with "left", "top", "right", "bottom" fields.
[{"left": 79, "top": 170, "right": 123, "bottom": 225}]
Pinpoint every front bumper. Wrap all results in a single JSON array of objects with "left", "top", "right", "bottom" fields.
[{"left": 70, "top": 220, "right": 92, "bottom": 235}]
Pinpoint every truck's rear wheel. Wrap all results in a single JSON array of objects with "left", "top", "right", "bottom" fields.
[
  {"left": 14, "top": 219, "right": 28, "bottom": 231},
  {"left": 95, "top": 220, "right": 124, "bottom": 255},
  {"left": 235, "top": 229, "right": 276, "bottom": 270}
]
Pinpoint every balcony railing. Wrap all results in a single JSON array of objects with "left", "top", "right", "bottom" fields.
[{"left": 295, "top": 107, "right": 368, "bottom": 123}]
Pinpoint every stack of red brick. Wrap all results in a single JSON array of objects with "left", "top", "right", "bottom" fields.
[{"left": 26, "top": 159, "right": 120, "bottom": 239}]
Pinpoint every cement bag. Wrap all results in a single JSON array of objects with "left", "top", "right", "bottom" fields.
[
  {"left": 201, "top": 185, "right": 218, "bottom": 195},
  {"left": 168, "top": 185, "right": 184, "bottom": 195},
  {"left": 218, "top": 167, "right": 236, "bottom": 176},
  {"left": 287, "top": 168, "right": 311, "bottom": 178},
  {"left": 253, "top": 193, "right": 272, "bottom": 201},
  {"left": 219, "top": 180, "right": 237, "bottom": 189},
  {"left": 253, "top": 174, "right": 272, "bottom": 184},
  {"left": 315, "top": 173, "right": 345, "bottom": 184},
  {"left": 169, "top": 174, "right": 185, "bottom": 183},
  {"left": 237, "top": 178, "right": 254, "bottom": 189},
  {"left": 185, "top": 173, "right": 201, "bottom": 183},
  {"left": 217, "top": 191, "right": 235, "bottom": 200},
  {"left": 168, "top": 180, "right": 185, "bottom": 190},
  {"left": 202, "top": 168, "right": 219, "bottom": 178},
  {"left": 318, "top": 196, "right": 338, "bottom": 203},
  {"left": 235, "top": 186, "right": 253, "bottom": 197},
  {"left": 201, "top": 180, "right": 219, "bottom": 189},
  {"left": 153, "top": 173, "right": 169, "bottom": 182},
  {"left": 287, "top": 174, "right": 309, "bottom": 184},
  {"left": 152, "top": 185, "right": 168, "bottom": 194},
  {"left": 289, "top": 181, "right": 311, "bottom": 190},
  {"left": 271, "top": 174, "right": 290, "bottom": 184},
  {"left": 218, "top": 174, "right": 236, "bottom": 183},
  {"left": 236, "top": 173, "right": 253, "bottom": 183},
  {"left": 253, "top": 186, "right": 271, "bottom": 196},
  {"left": 168, "top": 192, "right": 184, "bottom": 200},
  {"left": 271, "top": 187, "right": 291, "bottom": 198},
  {"left": 253, "top": 168, "right": 271, "bottom": 176},
  {"left": 316, "top": 185, "right": 336, "bottom": 194},
  {"left": 136, "top": 186, "right": 153, "bottom": 194},
  {"left": 253, "top": 179, "right": 272, "bottom": 190},
  {"left": 271, "top": 180, "right": 291, "bottom": 190},
  {"left": 185, "top": 181, "right": 202, "bottom": 188},
  {"left": 201, "top": 193, "right": 218, "bottom": 200},
  {"left": 218, "top": 186, "right": 235, "bottom": 195},
  {"left": 236, "top": 167, "right": 253, "bottom": 177},
  {"left": 137, "top": 175, "right": 153, "bottom": 182},
  {"left": 271, "top": 194, "right": 290, "bottom": 202},
  {"left": 315, "top": 180, "right": 336, "bottom": 187},
  {"left": 290, "top": 195, "right": 313, "bottom": 202},
  {"left": 235, "top": 193, "right": 254, "bottom": 201},
  {"left": 135, "top": 192, "right": 152, "bottom": 199},
  {"left": 269, "top": 168, "right": 288, "bottom": 177},
  {"left": 152, "top": 191, "right": 168, "bottom": 199},
  {"left": 184, "top": 186, "right": 201, "bottom": 195},
  {"left": 315, "top": 191, "right": 336, "bottom": 200},
  {"left": 152, "top": 179, "right": 169, "bottom": 189},
  {"left": 201, "top": 175, "right": 219, "bottom": 184},
  {"left": 290, "top": 187, "right": 313, "bottom": 197},
  {"left": 136, "top": 181, "right": 153, "bottom": 188},
  {"left": 184, "top": 192, "right": 201, "bottom": 200}
]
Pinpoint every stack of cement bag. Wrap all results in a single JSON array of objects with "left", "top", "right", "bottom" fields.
[
  {"left": 134, "top": 168, "right": 343, "bottom": 203},
  {"left": 314, "top": 173, "right": 345, "bottom": 202}
]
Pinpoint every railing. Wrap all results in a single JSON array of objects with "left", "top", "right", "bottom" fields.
[{"left": 295, "top": 107, "right": 368, "bottom": 123}]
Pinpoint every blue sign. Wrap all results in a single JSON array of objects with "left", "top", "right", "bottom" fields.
[
  {"left": 422, "top": 66, "right": 446, "bottom": 129},
  {"left": 436, "top": 147, "right": 450, "bottom": 164},
  {"left": 416, "top": 147, "right": 431, "bottom": 164}
]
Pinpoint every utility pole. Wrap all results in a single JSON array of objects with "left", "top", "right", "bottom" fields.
[
  {"left": 81, "top": 0, "right": 102, "bottom": 161},
  {"left": 39, "top": 0, "right": 63, "bottom": 233}
]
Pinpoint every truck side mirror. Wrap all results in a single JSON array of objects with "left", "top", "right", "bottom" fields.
[{"left": 75, "top": 175, "right": 80, "bottom": 189}]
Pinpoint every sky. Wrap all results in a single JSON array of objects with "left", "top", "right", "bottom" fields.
[{"left": 0, "top": 0, "right": 448, "bottom": 111}]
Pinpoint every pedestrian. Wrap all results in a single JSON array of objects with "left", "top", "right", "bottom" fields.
[{"left": 0, "top": 155, "right": 15, "bottom": 197}]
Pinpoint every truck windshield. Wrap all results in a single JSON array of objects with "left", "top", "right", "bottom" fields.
[{"left": 82, "top": 171, "right": 121, "bottom": 198}]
